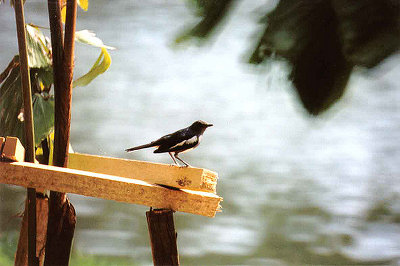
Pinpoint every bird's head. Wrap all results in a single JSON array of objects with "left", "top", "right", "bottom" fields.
[{"left": 190, "top": 120, "right": 213, "bottom": 133}]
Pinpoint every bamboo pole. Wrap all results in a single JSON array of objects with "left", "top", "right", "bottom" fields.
[
  {"left": 13, "top": 0, "right": 34, "bottom": 163},
  {"left": 13, "top": 0, "right": 38, "bottom": 265},
  {"left": 146, "top": 209, "right": 180, "bottom": 266},
  {"left": 44, "top": 0, "right": 77, "bottom": 265}
]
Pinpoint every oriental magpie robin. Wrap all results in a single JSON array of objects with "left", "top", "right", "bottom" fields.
[{"left": 125, "top": 120, "right": 213, "bottom": 167}]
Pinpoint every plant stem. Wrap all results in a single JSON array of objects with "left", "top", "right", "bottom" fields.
[{"left": 45, "top": 0, "right": 77, "bottom": 265}]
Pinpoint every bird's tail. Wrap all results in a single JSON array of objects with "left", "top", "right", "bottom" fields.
[{"left": 125, "top": 143, "right": 156, "bottom": 152}]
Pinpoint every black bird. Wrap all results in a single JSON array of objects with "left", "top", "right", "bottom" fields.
[{"left": 125, "top": 120, "right": 213, "bottom": 167}]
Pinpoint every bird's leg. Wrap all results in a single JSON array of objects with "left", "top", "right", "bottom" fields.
[
  {"left": 169, "top": 152, "right": 179, "bottom": 166},
  {"left": 174, "top": 153, "right": 190, "bottom": 167}
]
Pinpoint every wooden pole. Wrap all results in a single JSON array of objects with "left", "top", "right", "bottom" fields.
[
  {"left": 51, "top": 0, "right": 76, "bottom": 169},
  {"left": 146, "top": 208, "right": 180, "bottom": 266},
  {"left": 44, "top": 0, "right": 77, "bottom": 265},
  {"left": 13, "top": 0, "right": 34, "bottom": 163},
  {"left": 13, "top": 0, "right": 38, "bottom": 265}
]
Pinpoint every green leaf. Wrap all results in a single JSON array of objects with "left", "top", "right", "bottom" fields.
[
  {"left": 0, "top": 64, "right": 24, "bottom": 144},
  {"left": 175, "top": 0, "right": 234, "bottom": 44},
  {"left": 0, "top": 60, "right": 54, "bottom": 146},
  {"left": 332, "top": 0, "right": 400, "bottom": 68},
  {"left": 32, "top": 94, "right": 54, "bottom": 145},
  {"left": 31, "top": 68, "right": 53, "bottom": 93},
  {"left": 249, "top": 0, "right": 353, "bottom": 115},
  {"left": 75, "top": 30, "right": 115, "bottom": 50},
  {"left": 0, "top": 55, "right": 19, "bottom": 84},
  {"left": 26, "top": 24, "right": 52, "bottom": 69},
  {"left": 73, "top": 47, "right": 112, "bottom": 88}
]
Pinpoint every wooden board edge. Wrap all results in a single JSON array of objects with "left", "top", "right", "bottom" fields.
[
  {"left": 1, "top": 137, "right": 25, "bottom": 162},
  {"left": 68, "top": 152, "right": 218, "bottom": 193}
]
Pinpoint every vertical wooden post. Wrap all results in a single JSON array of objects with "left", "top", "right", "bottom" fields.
[
  {"left": 146, "top": 208, "right": 180, "bottom": 266},
  {"left": 44, "top": 0, "right": 77, "bottom": 265},
  {"left": 13, "top": 0, "right": 38, "bottom": 265}
]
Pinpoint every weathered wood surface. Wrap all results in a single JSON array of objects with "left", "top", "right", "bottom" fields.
[
  {"left": 0, "top": 161, "right": 222, "bottom": 217},
  {"left": 14, "top": 195, "right": 49, "bottom": 266},
  {"left": 0, "top": 137, "right": 25, "bottom": 162},
  {"left": 68, "top": 152, "right": 218, "bottom": 193},
  {"left": 147, "top": 209, "right": 179, "bottom": 266}
]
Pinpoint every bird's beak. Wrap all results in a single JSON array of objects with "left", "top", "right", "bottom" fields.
[{"left": 207, "top": 124, "right": 213, "bottom": 127}]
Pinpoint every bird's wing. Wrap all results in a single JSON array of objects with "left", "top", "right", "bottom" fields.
[
  {"left": 166, "top": 135, "right": 199, "bottom": 152},
  {"left": 153, "top": 128, "right": 197, "bottom": 153}
]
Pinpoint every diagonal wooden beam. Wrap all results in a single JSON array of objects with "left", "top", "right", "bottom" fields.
[{"left": 0, "top": 161, "right": 222, "bottom": 217}]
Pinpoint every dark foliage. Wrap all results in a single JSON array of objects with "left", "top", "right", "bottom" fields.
[{"left": 182, "top": 0, "right": 400, "bottom": 115}]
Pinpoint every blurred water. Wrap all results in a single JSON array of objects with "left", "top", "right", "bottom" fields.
[{"left": 1, "top": 0, "right": 400, "bottom": 265}]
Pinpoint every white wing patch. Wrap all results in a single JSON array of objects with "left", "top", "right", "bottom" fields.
[
  {"left": 170, "top": 136, "right": 198, "bottom": 149},
  {"left": 186, "top": 136, "right": 198, "bottom": 145}
]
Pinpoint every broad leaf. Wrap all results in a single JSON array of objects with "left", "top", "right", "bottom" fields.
[
  {"left": 26, "top": 24, "right": 52, "bottom": 69},
  {"left": 73, "top": 31, "right": 114, "bottom": 87},
  {"left": 249, "top": 0, "right": 353, "bottom": 115},
  {"left": 175, "top": 0, "right": 234, "bottom": 43},
  {"left": 31, "top": 68, "right": 53, "bottom": 93},
  {"left": 332, "top": 0, "right": 400, "bottom": 68},
  {"left": 0, "top": 63, "right": 55, "bottom": 146},
  {"left": 32, "top": 93, "right": 54, "bottom": 145},
  {"left": 75, "top": 30, "right": 115, "bottom": 50},
  {"left": 0, "top": 25, "right": 53, "bottom": 146},
  {"left": 0, "top": 64, "right": 24, "bottom": 143},
  {"left": 0, "top": 55, "right": 19, "bottom": 84},
  {"left": 73, "top": 47, "right": 111, "bottom": 88}
]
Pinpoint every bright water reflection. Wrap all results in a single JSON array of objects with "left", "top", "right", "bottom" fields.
[{"left": 1, "top": 0, "right": 400, "bottom": 265}]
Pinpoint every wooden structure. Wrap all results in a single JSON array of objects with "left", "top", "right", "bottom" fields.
[
  {"left": 1, "top": 136, "right": 222, "bottom": 263},
  {"left": 0, "top": 137, "right": 222, "bottom": 217}
]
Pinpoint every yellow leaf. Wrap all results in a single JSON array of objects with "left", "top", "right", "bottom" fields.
[
  {"left": 78, "top": 0, "right": 88, "bottom": 11},
  {"left": 73, "top": 47, "right": 111, "bottom": 88},
  {"left": 61, "top": 0, "right": 86, "bottom": 23},
  {"left": 61, "top": 5, "right": 66, "bottom": 24}
]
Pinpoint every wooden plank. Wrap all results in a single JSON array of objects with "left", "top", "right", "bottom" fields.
[
  {"left": 68, "top": 153, "right": 218, "bottom": 193},
  {"left": 0, "top": 161, "right": 222, "bottom": 217},
  {"left": 1, "top": 137, "right": 25, "bottom": 162}
]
